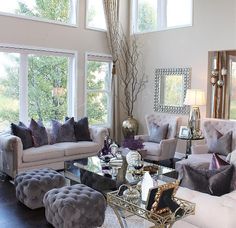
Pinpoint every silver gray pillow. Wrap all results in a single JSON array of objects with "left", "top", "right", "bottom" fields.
[
  {"left": 208, "top": 129, "right": 232, "bottom": 156},
  {"left": 148, "top": 123, "right": 169, "bottom": 143}
]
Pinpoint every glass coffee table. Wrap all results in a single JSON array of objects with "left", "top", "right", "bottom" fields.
[{"left": 64, "top": 155, "right": 177, "bottom": 193}]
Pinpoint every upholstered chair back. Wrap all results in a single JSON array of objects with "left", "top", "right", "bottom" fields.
[
  {"left": 145, "top": 113, "right": 181, "bottom": 139},
  {"left": 203, "top": 118, "right": 236, "bottom": 150}
]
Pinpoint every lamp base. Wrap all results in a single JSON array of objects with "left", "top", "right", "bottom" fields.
[{"left": 188, "top": 106, "right": 201, "bottom": 138}]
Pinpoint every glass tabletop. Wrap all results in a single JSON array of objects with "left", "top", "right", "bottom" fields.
[{"left": 64, "top": 155, "right": 176, "bottom": 192}]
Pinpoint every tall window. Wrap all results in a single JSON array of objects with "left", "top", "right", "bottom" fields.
[
  {"left": 0, "top": 46, "right": 76, "bottom": 132},
  {"left": 86, "top": 0, "right": 106, "bottom": 31},
  {"left": 86, "top": 54, "right": 112, "bottom": 126},
  {"left": 0, "top": 0, "right": 78, "bottom": 25},
  {"left": 133, "top": 0, "right": 193, "bottom": 33}
]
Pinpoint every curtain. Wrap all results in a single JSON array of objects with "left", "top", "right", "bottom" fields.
[{"left": 103, "top": 0, "right": 121, "bottom": 143}]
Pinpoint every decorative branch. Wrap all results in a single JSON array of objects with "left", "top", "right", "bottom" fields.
[{"left": 115, "top": 26, "right": 148, "bottom": 117}]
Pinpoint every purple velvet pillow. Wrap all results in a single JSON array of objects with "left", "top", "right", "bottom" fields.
[
  {"left": 209, "top": 153, "right": 230, "bottom": 170},
  {"left": 208, "top": 129, "right": 232, "bottom": 156},
  {"left": 65, "top": 117, "right": 91, "bottom": 141},
  {"left": 51, "top": 118, "right": 76, "bottom": 143},
  {"left": 11, "top": 122, "right": 33, "bottom": 150},
  {"left": 180, "top": 164, "right": 234, "bottom": 196},
  {"left": 29, "top": 119, "right": 48, "bottom": 147}
]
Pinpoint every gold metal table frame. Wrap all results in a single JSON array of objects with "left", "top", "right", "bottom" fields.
[{"left": 107, "top": 189, "right": 195, "bottom": 228}]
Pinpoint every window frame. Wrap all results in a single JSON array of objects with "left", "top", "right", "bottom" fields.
[
  {"left": 85, "top": 52, "right": 112, "bottom": 127},
  {"left": 0, "top": 43, "right": 77, "bottom": 127},
  {"left": 85, "top": 0, "right": 107, "bottom": 32},
  {"left": 131, "top": 0, "right": 193, "bottom": 34},
  {"left": 0, "top": 0, "right": 79, "bottom": 27}
]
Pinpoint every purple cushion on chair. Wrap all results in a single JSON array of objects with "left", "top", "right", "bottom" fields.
[
  {"left": 208, "top": 129, "right": 232, "bottom": 156},
  {"left": 148, "top": 123, "right": 169, "bottom": 143},
  {"left": 29, "top": 118, "right": 48, "bottom": 147},
  {"left": 11, "top": 122, "right": 34, "bottom": 149},
  {"left": 51, "top": 118, "right": 76, "bottom": 143}
]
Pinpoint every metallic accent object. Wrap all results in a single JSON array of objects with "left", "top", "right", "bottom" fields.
[
  {"left": 107, "top": 185, "right": 195, "bottom": 228},
  {"left": 122, "top": 116, "right": 139, "bottom": 139},
  {"left": 154, "top": 67, "right": 191, "bottom": 114},
  {"left": 184, "top": 89, "right": 206, "bottom": 138}
]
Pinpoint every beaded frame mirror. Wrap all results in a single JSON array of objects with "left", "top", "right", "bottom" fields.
[{"left": 154, "top": 67, "right": 191, "bottom": 114}]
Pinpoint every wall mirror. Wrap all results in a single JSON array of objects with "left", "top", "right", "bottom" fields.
[
  {"left": 207, "top": 50, "right": 236, "bottom": 119},
  {"left": 154, "top": 68, "right": 191, "bottom": 114}
]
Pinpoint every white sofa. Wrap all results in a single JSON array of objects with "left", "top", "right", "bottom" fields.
[
  {"left": 173, "top": 184, "right": 236, "bottom": 228},
  {"left": 0, "top": 126, "right": 108, "bottom": 178}
]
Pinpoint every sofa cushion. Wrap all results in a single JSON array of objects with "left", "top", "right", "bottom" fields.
[
  {"left": 180, "top": 164, "right": 234, "bottom": 196},
  {"left": 148, "top": 123, "right": 169, "bottom": 143},
  {"left": 51, "top": 118, "right": 76, "bottom": 143},
  {"left": 143, "top": 142, "right": 161, "bottom": 156},
  {"left": 54, "top": 141, "right": 100, "bottom": 156},
  {"left": 29, "top": 118, "right": 48, "bottom": 147},
  {"left": 23, "top": 145, "right": 64, "bottom": 163},
  {"left": 208, "top": 128, "right": 232, "bottom": 156},
  {"left": 209, "top": 153, "right": 229, "bottom": 170},
  {"left": 11, "top": 122, "right": 33, "bottom": 150}
]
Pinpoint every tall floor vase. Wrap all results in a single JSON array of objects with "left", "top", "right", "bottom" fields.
[{"left": 122, "top": 116, "right": 139, "bottom": 139}]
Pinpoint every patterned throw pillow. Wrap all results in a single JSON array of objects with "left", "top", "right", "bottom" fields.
[
  {"left": 208, "top": 128, "right": 232, "bottom": 156},
  {"left": 148, "top": 123, "right": 169, "bottom": 143},
  {"left": 51, "top": 118, "right": 76, "bottom": 144},
  {"left": 11, "top": 122, "right": 34, "bottom": 150},
  {"left": 65, "top": 117, "right": 92, "bottom": 141},
  {"left": 180, "top": 164, "right": 234, "bottom": 196},
  {"left": 29, "top": 119, "right": 48, "bottom": 147},
  {"left": 209, "top": 153, "right": 230, "bottom": 170}
]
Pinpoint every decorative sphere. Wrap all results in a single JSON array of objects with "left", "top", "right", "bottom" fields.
[{"left": 217, "top": 79, "right": 224, "bottom": 87}]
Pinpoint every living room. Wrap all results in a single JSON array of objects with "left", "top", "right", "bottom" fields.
[{"left": 0, "top": 0, "right": 236, "bottom": 227}]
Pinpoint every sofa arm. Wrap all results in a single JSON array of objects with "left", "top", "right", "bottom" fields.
[
  {"left": 134, "top": 134, "right": 149, "bottom": 141},
  {"left": 0, "top": 133, "right": 23, "bottom": 178},
  {"left": 89, "top": 126, "right": 109, "bottom": 148},
  {"left": 159, "top": 138, "right": 177, "bottom": 160},
  {"left": 191, "top": 144, "right": 209, "bottom": 154}
]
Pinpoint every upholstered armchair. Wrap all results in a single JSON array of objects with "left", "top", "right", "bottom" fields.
[
  {"left": 135, "top": 114, "right": 181, "bottom": 163},
  {"left": 191, "top": 118, "right": 236, "bottom": 159}
]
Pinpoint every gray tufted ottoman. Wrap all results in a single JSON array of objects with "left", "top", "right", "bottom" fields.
[
  {"left": 14, "top": 168, "right": 66, "bottom": 209},
  {"left": 43, "top": 184, "right": 106, "bottom": 228}
]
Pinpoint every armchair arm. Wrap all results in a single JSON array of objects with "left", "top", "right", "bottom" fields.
[
  {"left": 134, "top": 134, "right": 149, "bottom": 141},
  {"left": 191, "top": 144, "right": 209, "bottom": 154},
  {"left": 159, "top": 138, "right": 177, "bottom": 160},
  {"left": 89, "top": 126, "right": 109, "bottom": 148},
  {"left": 0, "top": 133, "right": 23, "bottom": 178}
]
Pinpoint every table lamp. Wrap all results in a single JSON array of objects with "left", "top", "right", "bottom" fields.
[{"left": 184, "top": 89, "right": 206, "bottom": 138}]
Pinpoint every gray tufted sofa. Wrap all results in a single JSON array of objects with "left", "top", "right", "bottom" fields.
[
  {"left": 15, "top": 168, "right": 66, "bottom": 209},
  {"left": 43, "top": 184, "right": 106, "bottom": 228}
]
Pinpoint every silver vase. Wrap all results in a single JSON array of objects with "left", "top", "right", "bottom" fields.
[{"left": 122, "top": 116, "right": 139, "bottom": 139}]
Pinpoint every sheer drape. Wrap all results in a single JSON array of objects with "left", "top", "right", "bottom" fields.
[{"left": 103, "top": 0, "right": 121, "bottom": 142}]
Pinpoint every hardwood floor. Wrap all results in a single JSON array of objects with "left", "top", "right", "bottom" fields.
[{"left": 0, "top": 177, "right": 52, "bottom": 228}]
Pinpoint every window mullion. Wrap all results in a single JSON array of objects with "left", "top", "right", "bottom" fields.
[{"left": 19, "top": 54, "right": 28, "bottom": 124}]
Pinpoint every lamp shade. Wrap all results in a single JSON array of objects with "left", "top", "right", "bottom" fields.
[{"left": 184, "top": 89, "right": 206, "bottom": 106}]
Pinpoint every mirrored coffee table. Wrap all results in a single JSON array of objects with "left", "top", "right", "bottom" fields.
[{"left": 64, "top": 155, "right": 177, "bottom": 193}]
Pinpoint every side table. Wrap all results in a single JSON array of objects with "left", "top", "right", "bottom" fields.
[{"left": 177, "top": 136, "right": 204, "bottom": 158}]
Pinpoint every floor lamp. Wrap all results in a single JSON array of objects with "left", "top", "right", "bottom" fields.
[{"left": 184, "top": 89, "right": 206, "bottom": 138}]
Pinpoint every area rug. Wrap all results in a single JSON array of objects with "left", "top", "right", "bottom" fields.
[{"left": 101, "top": 206, "right": 153, "bottom": 228}]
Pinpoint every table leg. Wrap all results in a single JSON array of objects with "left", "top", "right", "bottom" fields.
[
  {"left": 110, "top": 205, "right": 127, "bottom": 228},
  {"left": 185, "top": 139, "right": 192, "bottom": 158}
]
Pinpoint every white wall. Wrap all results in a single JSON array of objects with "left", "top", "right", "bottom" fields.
[
  {"left": 0, "top": 0, "right": 129, "bottom": 119},
  {"left": 134, "top": 0, "right": 236, "bottom": 137}
]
